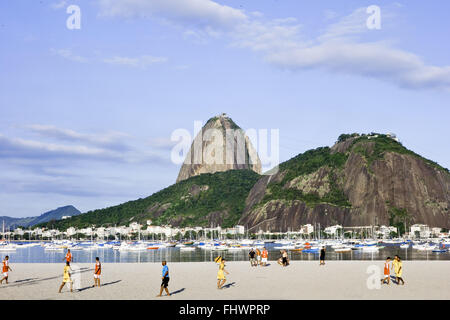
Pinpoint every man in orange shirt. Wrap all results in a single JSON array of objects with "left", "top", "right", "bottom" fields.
[
  {"left": 0, "top": 256, "right": 12, "bottom": 284},
  {"left": 261, "top": 247, "right": 269, "bottom": 266},
  {"left": 93, "top": 257, "right": 101, "bottom": 287},
  {"left": 64, "top": 249, "right": 73, "bottom": 264}
]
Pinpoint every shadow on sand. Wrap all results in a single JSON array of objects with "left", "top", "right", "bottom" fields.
[
  {"left": 0, "top": 268, "right": 92, "bottom": 289},
  {"left": 221, "top": 282, "right": 236, "bottom": 289},
  {"left": 77, "top": 280, "right": 122, "bottom": 292},
  {"left": 390, "top": 276, "right": 399, "bottom": 284},
  {"left": 170, "top": 288, "right": 185, "bottom": 295}
]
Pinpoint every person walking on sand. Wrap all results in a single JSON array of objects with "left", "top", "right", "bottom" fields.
[
  {"left": 64, "top": 249, "right": 72, "bottom": 263},
  {"left": 261, "top": 247, "right": 268, "bottom": 266},
  {"left": 249, "top": 248, "right": 256, "bottom": 267},
  {"left": 157, "top": 261, "right": 170, "bottom": 297},
  {"left": 381, "top": 257, "right": 391, "bottom": 285},
  {"left": 393, "top": 255, "right": 405, "bottom": 285},
  {"left": 93, "top": 257, "right": 101, "bottom": 287},
  {"left": 217, "top": 258, "right": 229, "bottom": 289},
  {"left": 255, "top": 248, "right": 261, "bottom": 266},
  {"left": 58, "top": 261, "right": 73, "bottom": 293},
  {"left": 0, "top": 256, "right": 12, "bottom": 284},
  {"left": 319, "top": 247, "right": 326, "bottom": 266}
]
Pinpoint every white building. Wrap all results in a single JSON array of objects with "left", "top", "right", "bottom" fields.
[
  {"left": 14, "top": 228, "right": 24, "bottom": 236},
  {"left": 386, "top": 133, "right": 400, "bottom": 142},
  {"left": 95, "top": 227, "right": 106, "bottom": 238},
  {"left": 79, "top": 227, "right": 93, "bottom": 236},
  {"left": 129, "top": 222, "right": 142, "bottom": 232},
  {"left": 410, "top": 224, "right": 431, "bottom": 239},
  {"left": 377, "top": 225, "right": 398, "bottom": 237},
  {"left": 300, "top": 224, "right": 314, "bottom": 235},
  {"left": 66, "top": 227, "right": 77, "bottom": 236},
  {"left": 324, "top": 225, "right": 342, "bottom": 235},
  {"left": 432, "top": 227, "right": 442, "bottom": 237},
  {"left": 222, "top": 225, "right": 245, "bottom": 235}
]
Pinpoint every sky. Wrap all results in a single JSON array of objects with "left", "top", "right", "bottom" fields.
[{"left": 0, "top": 0, "right": 449, "bottom": 218}]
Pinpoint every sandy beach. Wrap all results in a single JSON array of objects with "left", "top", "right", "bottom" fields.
[{"left": 0, "top": 261, "right": 449, "bottom": 300}]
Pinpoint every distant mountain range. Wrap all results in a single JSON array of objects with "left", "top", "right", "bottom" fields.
[{"left": 0, "top": 205, "right": 81, "bottom": 230}]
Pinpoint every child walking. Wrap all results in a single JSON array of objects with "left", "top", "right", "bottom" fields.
[
  {"left": 381, "top": 257, "right": 391, "bottom": 285},
  {"left": 0, "top": 256, "right": 12, "bottom": 284}
]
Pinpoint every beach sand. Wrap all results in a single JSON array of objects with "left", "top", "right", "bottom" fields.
[{"left": 0, "top": 261, "right": 449, "bottom": 300}]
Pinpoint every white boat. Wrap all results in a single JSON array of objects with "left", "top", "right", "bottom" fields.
[
  {"left": 212, "top": 245, "right": 228, "bottom": 251},
  {"left": 180, "top": 246, "right": 196, "bottom": 251},
  {"left": 273, "top": 245, "right": 296, "bottom": 250},
  {"left": 362, "top": 246, "right": 379, "bottom": 252},
  {"left": 44, "top": 246, "right": 64, "bottom": 251},
  {"left": 0, "top": 244, "right": 17, "bottom": 251},
  {"left": 68, "top": 246, "right": 85, "bottom": 251},
  {"left": 334, "top": 247, "right": 352, "bottom": 253}
]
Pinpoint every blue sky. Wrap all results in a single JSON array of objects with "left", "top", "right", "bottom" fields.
[{"left": 0, "top": 0, "right": 449, "bottom": 218}]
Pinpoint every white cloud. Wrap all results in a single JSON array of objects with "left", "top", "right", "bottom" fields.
[
  {"left": 103, "top": 55, "right": 168, "bottom": 68},
  {"left": 50, "top": 49, "right": 167, "bottom": 69},
  {"left": 0, "top": 133, "right": 123, "bottom": 160},
  {"left": 318, "top": 7, "right": 368, "bottom": 41},
  {"left": 232, "top": 7, "right": 450, "bottom": 90},
  {"left": 27, "top": 124, "right": 130, "bottom": 151},
  {"left": 324, "top": 10, "right": 338, "bottom": 21},
  {"left": 264, "top": 41, "right": 450, "bottom": 90},
  {"left": 147, "top": 137, "right": 177, "bottom": 150},
  {"left": 0, "top": 126, "right": 173, "bottom": 166},
  {"left": 94, "top": 1, "right": 450, "bottom": 90},
  {"left": 50, "top": 1, "right": 67, "bottom": 10},
  {"left": 51, "top": 48, "right": 88, "bottom": 63},
  {"left": 97, "top": 0, "right": 247, "bottom": 29}
]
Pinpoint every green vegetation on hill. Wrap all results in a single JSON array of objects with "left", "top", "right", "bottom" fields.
[
  {"left": 337, "top": 133, "right": 360, "bottom": 143},
  {"left": 344, "top": 133, "right": 449, "bottom": 174},
  {"left": 388, "top": 204, "right": 411, "bottom": 236},
  {"left": 40, "top": 170, "right": 260, "bottom": 230},
  {"left": 261, "top": 147, "right": 351, "bottom": 208},
  {"left": 255, "top": 133, "right": 449, "bottom": 210}
]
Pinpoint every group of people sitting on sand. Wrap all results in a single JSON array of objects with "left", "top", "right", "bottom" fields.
[{"left": 277, "top": 250, "right": 290, "bottom": 267}]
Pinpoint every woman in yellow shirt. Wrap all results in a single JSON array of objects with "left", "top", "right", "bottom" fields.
[
  {"left": 393, "top": 255, "right": 405, "bottom": 285},
  {"left": 217, "top": 259, "right": 229, "bottom": 289},
  {"left": 58, "top": 262, "right": 73, "bottom": 293}
]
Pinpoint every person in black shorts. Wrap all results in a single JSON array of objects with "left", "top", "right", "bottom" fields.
[
  {"left": 319, "top": 247, "right": 326, "bottom": 266},
  {"left": 157, "top": 261, "right": 171, "bottom": 297},
  {"left": 282, "top": 250, "right": 289, "bottom": 267},
  {"left": 249, "top": 248, "right": 257, "bottom": 267}
]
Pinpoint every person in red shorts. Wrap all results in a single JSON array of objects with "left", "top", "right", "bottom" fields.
[
  {"left": 0, "top": 256, "right": 12, "bottom": 284},
  {"left": 93, "top": 257, "right": 101, "bottom": 287},
  {"left": 381, "top": 257, "right": 391, "bottom": 285}
]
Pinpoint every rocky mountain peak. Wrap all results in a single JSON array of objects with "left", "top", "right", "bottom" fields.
[{"left": 176, "top": 114, "right": 262, "bottom": 183}]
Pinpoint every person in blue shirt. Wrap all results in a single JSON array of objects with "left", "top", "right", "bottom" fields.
[{"left": 157, "top": 261, "right": 171, "bottom": 297}]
